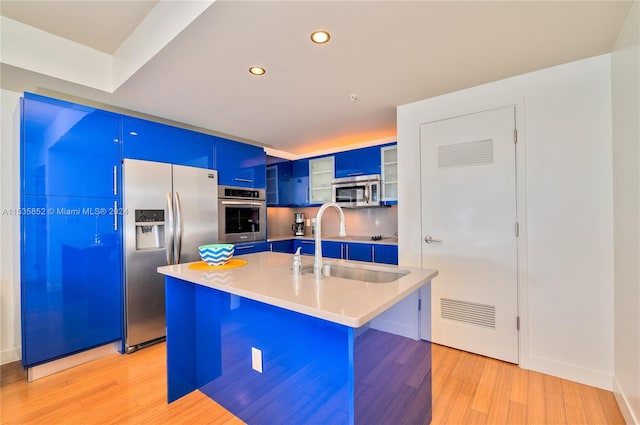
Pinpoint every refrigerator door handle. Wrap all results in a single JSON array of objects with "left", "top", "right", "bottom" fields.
[
  {"left": 174, "top": 192, "right": 183, "bottom": 264},
  {"left": 166, "top": 191, "right": 174, "bottom": 265}
]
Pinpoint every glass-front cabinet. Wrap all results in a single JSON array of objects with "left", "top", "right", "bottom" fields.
[
  {"left": 309, "top": 156, "right": 334, "bottom": 204},
  {"left": 381, "top": 145, "right": 398, "bottom": 202}
]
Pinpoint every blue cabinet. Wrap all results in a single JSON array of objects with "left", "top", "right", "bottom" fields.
[
  {"left": 292, "top": 159, "right": 310, "bottom": 205},
  {"left": 216, "top": 139, "right": 266, "bottom": 188},
  {"left": 334, "top": 145, "right": 382, "bottom": 178},
  {"left": 266, "top": 157, "right": 293, "bottom": 206},
  {"left": 233, "top": 241, "right": 268, "bottom": 255},
  {"left": 346, "top": 242, "right": 373, "bottom": 262},
  {"left": 22, "top": 94, "right": 121, "bottom": 198},
  {"left": 373, "top": 244, "right": 398, "bottom": 265},
  {"left": 321, "top": 241, "right": 342, "bottom": 259},
  {"left": 122, "top": 117, "right": 215, "bottom": 169},
  {"left": 21, "top": 196, "right": 122, "bottom": 367},
  {"left": 294, "top": 239, "right": 316, "bottom": 256},
  {"left": 269, "top": 240, "right": 294, "bottom": 253}
]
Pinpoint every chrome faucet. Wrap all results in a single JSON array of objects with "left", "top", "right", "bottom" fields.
[{"left": 314, "top": 202, "right": 347, "bottom": 279}]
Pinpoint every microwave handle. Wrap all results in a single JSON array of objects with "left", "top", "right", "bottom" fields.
[{"left": 364, "top": 185, "right": 369, "bottom": 203}]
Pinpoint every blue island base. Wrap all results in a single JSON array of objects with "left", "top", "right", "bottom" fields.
[{"left": 165, "top": 276, "right": 432, "bottom": 425}]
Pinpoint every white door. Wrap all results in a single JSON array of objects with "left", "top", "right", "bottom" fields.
[{"left": 419, "top": 107, "right": 519, "bottom": 363}]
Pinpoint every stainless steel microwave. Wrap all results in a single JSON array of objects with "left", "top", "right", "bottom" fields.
[{"left": 331, "top": 174, "right": 381, "bottom": 207}]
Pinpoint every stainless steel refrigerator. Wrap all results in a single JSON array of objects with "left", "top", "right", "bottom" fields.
[{"left": 123, "top": 159, "right": 218, "bottom": 352}]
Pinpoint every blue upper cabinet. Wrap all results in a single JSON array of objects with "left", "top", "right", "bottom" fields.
[
  {"left": 216, "top": 139, "right": 266, "bottom": 188},
  {"left": 266, "top": 156, "right": 293, "bottom": 206},
  {"left": 22, "top": 94, "right": 121, "bottom": 198},
  {"left": 292, "top": 159, "right": 310, "bottom": 205},
  {"left": 21, "top": 195, "right": 122, "bottom": 367},
  {"left": 334, "top": 145, "right": 382, "bottom": 178},
  {"left": 122, "top": 117, "right": 215, "bottom": 169}
]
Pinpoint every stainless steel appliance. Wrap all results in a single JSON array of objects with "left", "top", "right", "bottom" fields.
[
  {"left": 218, "top": 186, "right": 266, "bottom": 243},
  {"left": 123, "top": 159, "right": 218, "bottom": 352},
  {"left": 331, "top": 174, "right": 381, "bottom": 207},
  {"left": 292, "top": 212, "right": 305, "bottom": 236}
]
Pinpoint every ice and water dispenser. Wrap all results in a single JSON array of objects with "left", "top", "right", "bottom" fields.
[{"left": 135, "top": 209, "right": 165, "bottom": 250}]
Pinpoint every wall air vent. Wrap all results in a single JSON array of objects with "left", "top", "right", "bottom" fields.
[
  {"left": 438, "top": 139, "right": 493, "bottom": 168},
  {"left": 440, "top": 298, "right": 496, "bottom": 329}
]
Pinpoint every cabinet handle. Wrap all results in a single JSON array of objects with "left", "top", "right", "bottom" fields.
[
  {"left": 345, "top": 244, "right": 349, "bottom": 260},
  {"left": 340, "top": 244, "right": 344, "bottom": 259},
  {"left": 113, "top": 201, "right": 118, "bottom": 231},
  {"left": 269, "top": 243, "right": 273, "bottom": 252},
  {"left": 113, "top": 166, "right": 118, "bottom": 196},
  {"left": 371, "top": 245, "right": 375, "bottom": 263},
  {"left": 234, "top": 178, "right": 253, "bottom": 183},
  {"left": 236, "top": 245, "right": 254, "bottom": 250},
  {"left": 347, "top": 172, "right": 364, "bottom": 176},
  {"left": 301, "top": 241, "right": 314, "bottom": 245}
]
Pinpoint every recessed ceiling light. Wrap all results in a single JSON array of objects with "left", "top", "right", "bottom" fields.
[
  {"left": 249, "top": 66, "right": 266, "bottom": 76},
  {"left": 310, "top": 30, "right": 330, "bottom": 44}
]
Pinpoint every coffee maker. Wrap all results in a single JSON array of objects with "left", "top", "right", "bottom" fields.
[{"left": 292, "top": 212, "right": 305, "bottom": 236}]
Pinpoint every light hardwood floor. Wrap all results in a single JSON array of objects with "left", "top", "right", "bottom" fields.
[{"left": 1, "top": 342, "right": 625, "bottom": 424}]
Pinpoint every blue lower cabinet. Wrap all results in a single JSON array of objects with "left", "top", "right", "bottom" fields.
[
  {"left": 21, "top": 196, "right": 122, "bottom": 367},
  {"left": 268, "top": 240, "right": 294, "bottom": 253},
  {"left": 294, "top": 239, "right": 315, "bottom": 256},
  {"left": 374, "top": 245, "right": 398, "bottom": 265},
  {"left": 321, "top": 241, "right": 342, "bottom": 259},
  {"left": 233, "top": 242, "right": 268, "bottom": 255},
  {"left": 346, "top": 242, "right": 373, "bottom": 262}
]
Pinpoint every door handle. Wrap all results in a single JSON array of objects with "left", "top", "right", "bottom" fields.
[
  {"left": 166, "top": 192, "right": 174, "bottom": 265},
  {"left": 174, "top": 192, "right": 183, "bottom": 264},
  {"left": 424, "top": 235, "right": 442, "bottom": 244}
]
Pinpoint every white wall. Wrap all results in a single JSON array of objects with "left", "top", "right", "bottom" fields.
[
  {"left": 398, "top": 55, "right": 615, "bottom": 390},
  {"left": 612, "top": 2, "right": 640, "bottom": 423},
  {"left": 1, "top": 89, "right": 22, "bottom": 364}
]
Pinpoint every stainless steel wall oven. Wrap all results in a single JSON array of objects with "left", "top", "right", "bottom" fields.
[{"left": 218, "top": 186, "right": 266, "bottom": 243}]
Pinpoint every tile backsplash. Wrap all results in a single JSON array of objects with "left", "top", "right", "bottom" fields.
[{"left": 267, "top": 206, "right": 398, "bottom": 238}]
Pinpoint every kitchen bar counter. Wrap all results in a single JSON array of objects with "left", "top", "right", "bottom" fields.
[
  {"left": 158, "top": 252, "right": 437, "bottom": 424},
  {"left": 267, "top": 234, "right": 398, "bottom": 245},
  {"left": 158, "top": 252, "right": 434, "bottom": 327}
]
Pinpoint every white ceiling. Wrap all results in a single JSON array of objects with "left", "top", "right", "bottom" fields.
[{"left": 0, "top": 1, "right": 633, "bottom": 156}]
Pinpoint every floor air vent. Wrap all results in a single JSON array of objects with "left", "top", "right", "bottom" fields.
[
  {"left": 440, "top": 298, "right": 496, "bottom": 329},
  {"left": 438, "top": 139, "right": 493, "bottom": 168}
]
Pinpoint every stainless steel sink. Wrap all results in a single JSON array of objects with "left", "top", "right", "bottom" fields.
[{"left": 302, "top": 261, "right": 408, "bottom": 283}]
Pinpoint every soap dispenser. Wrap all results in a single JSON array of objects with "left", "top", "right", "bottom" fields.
[{"left": 292, "top": 247, "right": 302, "bottom": 275}]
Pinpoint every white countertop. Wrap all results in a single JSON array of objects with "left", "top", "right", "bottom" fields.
[{"left": 157, "top": 252, "right": 437, "bottom": 328}]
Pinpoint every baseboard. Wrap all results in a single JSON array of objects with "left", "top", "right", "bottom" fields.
[
  {"left": 613, "top": 376, "right": 639, "bottom": 425},
  {"left": 528, "top": 354, "right": 613, "bottom": 390},
  {"left": 1, "top": 346, "right": 21, "bottom": 365},
  {"left": 27, "top": 342, "right": 120, "bottom": 382}
]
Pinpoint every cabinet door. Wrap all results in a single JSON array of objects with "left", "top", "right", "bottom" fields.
[
  {"left": 233, "top": 241, "right": 268, "bottom": 255},
  {"left": 269, "top": 240, "right": 294, "bottom": 253},
  {"left": 334, "top": 145, "right": 381, "bottom": 178},
  {"left": 122, "top": 118, "right": 215, "bottom": 169},
  {"left": 381, "top": 145, "right": 398, "bottom": 202},
  {"left": 22, "top": 95, "right": 120, "bottom": 198},
  {"left": 217, "top": 139, "right": 266, "bottom": 188},
  {"left": 345, "top": 242, "right": 373, "bottom": 262},
  {"left": 321, "top": 241, "right": 343, "bottom": 259},
  {"left": 21, "top": 196, "right": 122, "bottom": 367},
  {"left": 292, "top": 159, "right": 310, "bottom": 205},
  {"left": 373, "top": 244, "right": 398, "bottom": 265},
  {"left": 309, "top": 156, "right": 334, "bottom": 204},
  {"left": 294, "top": 239, "right": 315, "bottom": 256}
]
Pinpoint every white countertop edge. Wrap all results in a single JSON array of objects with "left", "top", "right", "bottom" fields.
[{"left": 158, "top": 252, "right": 437, "bottom": 328}]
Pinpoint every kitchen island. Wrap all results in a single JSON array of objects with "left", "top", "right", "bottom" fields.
[{"left": 158, "top": 252, "right": 437, "bottom": 425}]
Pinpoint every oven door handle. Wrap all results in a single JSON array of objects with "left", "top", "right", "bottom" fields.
[{"left": 220, "top": 201, "right": 265, "bottom": 206}]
